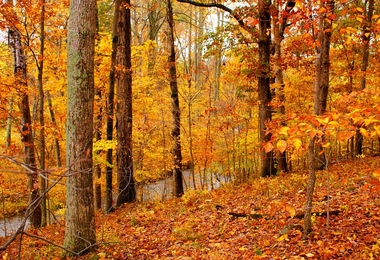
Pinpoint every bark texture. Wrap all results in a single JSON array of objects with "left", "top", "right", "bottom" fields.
[
  {"left": 8, "top": 9, "right": 41, "bottom": 228},
  {"left": 304, "top": 0, "right": 334, "bottom": 238},
  {"left": 105, "top": 0, "right": 120, "bottom": 212},
  {"left": 116, "top": 0, "right": 136, "bottom": 206},
  {"left": 258, "top": 0, "right": 275, "bottom": 177},
  {"left": 167, "top": 0, "right": 184, "bottom": 197},
  {"left": 64, "top": 0, "right": 97, "bottom": 253}
]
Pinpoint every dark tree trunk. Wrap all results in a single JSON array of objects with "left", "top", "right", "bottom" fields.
[
  {"left": 8, "top": 11, "right": 41, "bottom": 228},
  {"left": 64, "top": 0, "right": 97, "bottom": 253},
  {"left": 105, "top": 0, "right": 120, "bottom": 212},
  {"left": 116, "top": 0, "right": 136, "bottom": 206},
  {"left": 258, "top": 0, "right": 275, "bottom": 177},
  {"left": 46, "top": 91, "right": 61, "bottom": 167},
  {"left": 356, "top": 0, "right": 374, "bottom": 156},
  {"left": 167, "top": 0, "right": 184, "bottom": 197},
  {"left": 38, "top": 0, "right": 47, "bottom": 227}
]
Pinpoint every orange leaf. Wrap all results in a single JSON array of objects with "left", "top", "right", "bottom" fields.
[{"left": 263, "top": 142, "right": 274, "bottom": 153}]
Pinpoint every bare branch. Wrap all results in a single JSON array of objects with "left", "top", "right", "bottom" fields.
[{"left": 176, "top": 0, "right": 247, "bottom": 29}]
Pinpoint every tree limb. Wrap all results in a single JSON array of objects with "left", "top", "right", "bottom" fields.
[{"left": 176, "top": 0, "right": 247, "bottom": 29}]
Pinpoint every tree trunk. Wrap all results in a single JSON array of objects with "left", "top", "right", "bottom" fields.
[
  {"left": 258, "top": 0, "right": 275, "bottom": 177},
  {"left": 64, "top": 0, "right": 97, "bottom": 253},
  {"left": 94, "top": 90, "right": 102, "bottom": 210},
  {"left": 5, "top": 97, "right": 13, "bottom": 149},
  {"left": 167, "top": 0, "right": 184, "bottom": 197},
  {"left": 8, "top": 7, "right": 42, "bottom": 228},
  {"left": 115, "top": 0, "right": 136, "bottom": 206},
  {"left": 38, "top": 0, "right": 47, "bottom": 227},
  {"left": 46, "top": 91, "right": 61, "bottom": 167},
  {"left": 356, "top": 0, "right": 374, "bottom": 156},
  {"left": 105, "top": 0, "right": 120, "bottom": 212},
  {"left": 304, "top": 0, "right": 334, "bottom": 238}
]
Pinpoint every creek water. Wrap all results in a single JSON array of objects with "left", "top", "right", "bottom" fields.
[
  {"left": 0, "top": 170, "right": 228, "bottom": 237},
  {"left": 0, "top": 215, "right": 29, "bottom": 238}
]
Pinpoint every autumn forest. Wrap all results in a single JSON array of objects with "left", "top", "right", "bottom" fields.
[{"left": 1, "top": 0, "right": 380, "bottom": 258}]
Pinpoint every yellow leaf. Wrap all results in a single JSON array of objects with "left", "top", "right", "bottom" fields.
[
  {"left": 279, "top": 126, "right": 290, "bottom": 136},
  {"left": 305, "top": 253, "right": 315, "bottom": 257},
  {"left": 356, "top": 7, "right": 364, "bottom": 13},
  {"left": 287, "top": 206, "right": 296, "bottom": 218},
  {"left": 291, "top": 138, "right": 302, "bottom": 150},
  {"left": 277, "top": 233, "right": 288, "bottom": 242},
  {"left": 360, "top": 128, "right": 369, "bottom": 137},
  {"left": 373, "top": 169, "right": 380, "bottom": 180},
  {"left": 356, "top": 17, "right": 363, "bottom": 23},
  {"left": 277, "top": 140, "right": 287, "bottom": 153}
]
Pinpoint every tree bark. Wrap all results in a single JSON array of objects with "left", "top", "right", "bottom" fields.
[
  {"left": 167, "top": 0, "right": 184, "bottom": 197},
  {"left": 7, "top": 2, "right": 42, "bottom": 227},
  {"left": 64, "top": 0, "right": 97, "bottom": 253},
  {"left": 38, "top": 0, "right": 47, "bottom": 227},
  {"left": 115, "top": 0, "right": 136, "bottom": 206},
  {"left": 258, "top": 0, "right": 275, "bottom": 177},
  {"left": 304, "top": 0, "right": 334, "bottom": 238},
  {"left": 105, "top": 0, "right": 120, "bottom": 212},
  {"left": 356, "top": 0, "right": 374, "bottom": 156},
  {"left": 46, "top": 91, "right": 61, "bottom": 167}
]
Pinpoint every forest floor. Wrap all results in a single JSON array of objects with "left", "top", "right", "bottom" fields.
[{"left": 1, "top": 156, "right": 380, "bottom": 259}]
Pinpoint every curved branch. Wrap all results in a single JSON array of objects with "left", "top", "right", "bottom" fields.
[{"left": 176, "top": 0, "right": 246, "bottom": 29}]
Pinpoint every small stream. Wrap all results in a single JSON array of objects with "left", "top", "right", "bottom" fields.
[
  {"left": 1, "top": 170, "right": 229, "bottom": 237},
  {"left": 0, "top": 215, "right": 29, "bottom": 238}
]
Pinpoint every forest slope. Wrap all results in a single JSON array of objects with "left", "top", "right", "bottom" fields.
[{"left": 1, "top": 157, "right": 380, "bottom": 259}]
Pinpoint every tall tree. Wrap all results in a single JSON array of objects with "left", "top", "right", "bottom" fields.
[
  {"left": 258, "top": 0, "right": 275, "bottom": 177},
  {"left": 355, "top": 0, "right": 374, "bottom": 156},
  {"left": 304, "top": 0, "right": 335, "bottom": 238},
  {"left": 105, "top": 0, "right": 120, "bottom": 212},
  {"left": 6, "top": 0, "right": 42, "bottom": 228},
  {"left": 37, "top": 0, "right": 47, "bottom": 227},
  {"left": 64, "top": 0, "right": 97, "bottom": 253},
  {"left": 115, "top": 0, "right": 136, "bottom": 206},
  {"left": 167, "top": 0, "right": 184, "bottom": 197},
  {"left": 271, "top": 0, "right": 295, "bottom": 174}
]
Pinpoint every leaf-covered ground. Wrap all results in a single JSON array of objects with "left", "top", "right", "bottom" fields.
[{"left": 1, "top": 157, "right": 380, "bottom": 259}]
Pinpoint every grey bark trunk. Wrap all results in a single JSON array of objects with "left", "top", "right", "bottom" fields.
[{"left": 64, "top": 0, "right": 97, "bottom": 253}]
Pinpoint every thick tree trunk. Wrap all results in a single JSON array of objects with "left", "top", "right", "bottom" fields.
[
  {"left": 116, "top": 0, "right": 136, "bottom": 206},
  {"left": 167, "top": 0, "right": 184, "bottom": 197},
  {"left": 258, "top": 0, "right": 275, "bottom": 177},
  {"left": 64, "top": 0, "right": 97, "bottom": 254},
  {"left": 304, "top": 0, "right": 334, "bottom": 238}
]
